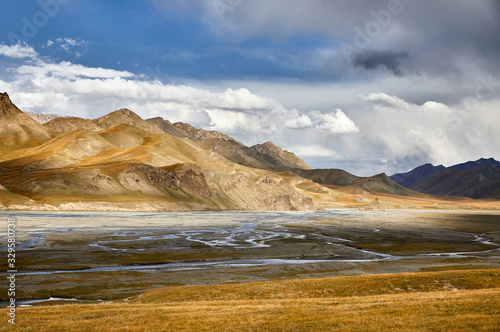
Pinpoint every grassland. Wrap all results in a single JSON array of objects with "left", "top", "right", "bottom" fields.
[{"left": 4, "top": 269, "right": 499, "bottom": 331}]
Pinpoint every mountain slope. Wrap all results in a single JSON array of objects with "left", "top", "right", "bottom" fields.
[
  {"left": 2, "top": 93, "right": 497, "bottom": 211},
  {"left": 44, "top": 117, "right": 103, "bottom": 137},
  {"left": 0, "top": 129, "right": 118, "bottom": 171},
  {"left": 247, "top": 142, "right": 311, "bottom": 171},
  {"left": 92, "top": 108, "right": 160, "bottom": 132},
  {"left": 293, "top": 168, "right": 419, "bottom": 196},
  {"left": 0, "top": 92, "right": 52, "bottom": 151},
  {"left": 406, "top": 158, "right": 500, "bottom": 199},
  {"left": 0, "top": 95, "right": 315, "bottom": 211},
  {"left": 292, "top": 168, "right": 360, "bottom": 186},
  {"left": 391, "top": 163, "right": 445, "bottom": 187}
]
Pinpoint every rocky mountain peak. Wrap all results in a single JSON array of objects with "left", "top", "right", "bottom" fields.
[
  {"left": 1, "top": 92, "right": 12, "bottom": 103},
  {"left": 250, "top": 141, "right": 310, "bottom": 170},
  {"left": 115, "top": 108, "right": 141, "bottom": 118},
  {"left": 0, "top": 92, "right": 19, "bottom": 116}
]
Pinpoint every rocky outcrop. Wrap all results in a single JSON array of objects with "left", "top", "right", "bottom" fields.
[
  {"left": 25, "top": 111, "right": 67, "bottom": 124},
  {"left": 0, "top": 92, "right": 52, "bottom": 149},
  {"left": 249, "top": 141, "right": 311, "bottom": 170}
]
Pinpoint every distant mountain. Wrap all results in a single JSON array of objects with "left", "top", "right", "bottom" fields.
[
  {"left": 390, "top": 163, "right": 445, "bottom": 187},
  {"left": 293, "top": 169, "right": 419, "bottom": 196},
  {"left": 292, "top": 168, "right": 360, "bottom": 186},
  {"left": 25, "top": 110, "right": 67, "bottom": 124},
  {"left": 451, "top": 158, "right": 500, "bottom": 176},
  {"left": 393, "top": 158, "right": 500, "bottom": 199}
]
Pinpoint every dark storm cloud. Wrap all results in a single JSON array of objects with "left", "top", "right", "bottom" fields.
[
  {"left": 352, "top": 50, "right": 409, "bottom": 76},
  {"left": 204, "top": 0, "right": 500, "bottom": 81}
]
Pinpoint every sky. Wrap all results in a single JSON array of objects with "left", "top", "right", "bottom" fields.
[{"left": 0, "top": 0, "right": 499, "bottom": 176}]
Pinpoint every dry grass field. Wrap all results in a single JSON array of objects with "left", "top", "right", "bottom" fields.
[{"left": 4, "top": 269, "right": 499, "bottom": 331}]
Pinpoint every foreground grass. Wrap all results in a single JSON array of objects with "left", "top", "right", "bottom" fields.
[{"left": 4, "top": 269, "right": 500, "bottom": 331}]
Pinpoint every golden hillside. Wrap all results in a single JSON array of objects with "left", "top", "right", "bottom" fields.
[{"left": 1, "top": 92, "right": 499, "bottom": 212}]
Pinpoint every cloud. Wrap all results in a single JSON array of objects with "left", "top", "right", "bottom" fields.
[
  {"left": 197, "top": 0, "right": 499, "bottom": 81},
  {"left": 310, "top": 109, "right": 359, "bottom": 134},
  {"left": 353, "top": 49, "right": 409, "bottom": 76},
  {"left": 1, "top": 37, "right": 499, "bottom": 176},
  {"left": 0, "top": 43, "right": 38, "bottom": 59},
  {"left": 357, "top": 93, "right": 500, "bottom": 170},
  {"left": 15, "top": 60, "right": 134, "bottom": 80},
  {"left": 55, "top": 38, "right": 89, "bottom": 57},
  {"left": 285, "top": 115, "right": 313, "bottom": 129},
  {"left": 286, "top": 144, "right": 341, "bottom": 158}
]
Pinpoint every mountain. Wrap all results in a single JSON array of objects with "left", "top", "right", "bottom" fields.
[
  {"left": 25, "top": 110, "right": 67, "bottom": 124},
  {"left": 292, "top": 168, "right": 360, "bottom": 186},
  {"left": 2, "top": 93, "right": 497, "bottom": 211},
  {"left": 0, "top": 93, "right": 317, "bottom": 211},
  {"left": 293, "top": 169, "right": 419, "bottom": 196},
  {"left": 396, "top": 158, "right": 500, "bottom": 199},
  {"left": 451, "top": 158, "right": 500, "bottom": 175},
  {"left": 0, "top": 93, "right": 52, "bottom": 152},
  {"left": 44, "top": 117, "right": 103, "bottom": 137},
  {"left": 390, "top": 163, "right": 445, "bottom": 187},
  {"left": 248, "top": 142, "right": 311, "bottom": 171},
  {"left": 198, "top": 139, "right": 310, "bottom": 172},
  {"left": 92, "top": 108, "right": 160, "bottom": 132}
]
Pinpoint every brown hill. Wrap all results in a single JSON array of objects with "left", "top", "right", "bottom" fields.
[
  {"left": 92, "top": 108, "right": 159, "bottom": 132},
  {"left": 44, "top": 117, "right": 103, "bottom": 137},
  {"left": 0, "top": 95, "right": 315, "bottom": 211},
  {"left": 293, "top": 168, "right": 360, "bottom": 186},
  {"left": 0, "top": 161, "right": 313, "bottom": 211},
  {"left": 293, "top": 168, "right": 418, "bottom": 196},
  {"left": 0, "top": 129, "right": 117, "bottom": 171},
  {"left": 197, "top": 138, "right": 309, "bottom": 172},
  {"left": 0, "top": 92, "right": 51, "bottom": 151},
  {"left": 352, "top": 173, "right": 419, "bottom": 196},
  {"left": 248, "top": 141, "right": 311, "bottom": 171},
  {"left": 146, "top": 117, "right": 191, "bottom": 138},
  {"left": 147, "top": 118, "right": 310, "bottom": 172},
  {"left": 171, "top": 121, "right": 237, "bottom": 142}
]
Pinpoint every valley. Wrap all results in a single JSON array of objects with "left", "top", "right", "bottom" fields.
[{"left": 1, "top": 209, "right": 498, "bottom": 304}]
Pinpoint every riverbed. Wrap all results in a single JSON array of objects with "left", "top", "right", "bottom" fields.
[{"left": 1, "top": 209, "right": 499, "bottom": 305}]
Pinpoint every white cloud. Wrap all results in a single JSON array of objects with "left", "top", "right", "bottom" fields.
[
  {"left": 16, "top": 60, "right": 134, "bottom": 80},
  {"left": 286, "top": 145, "right": 342, "bottom": 158},
  {"left": 0, "top": 43, "right": 38, "bottom": 59},
  {"left": 285, "top": 115, "right": 313, "bottom": 129},
  {"left": 2, "top": 42, "right": 499, "bottom": 175},
  {"left": 311, "top": 109, "right": 359, "bottom": 134},
  {"left": 55, "top": 38, "right": 89, "bottom": 57},
  {"left": 357, "top": 93, "right": 500, "bottom": 169}
]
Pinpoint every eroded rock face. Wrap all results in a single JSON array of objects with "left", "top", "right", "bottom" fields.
[
  {"left": 118, "top": 164, "right": 179, "bottom": 196},
  {"left": 220, "top": 172, "right": 314, "bottom": 211},
  {"left": 170, "top": 165, "right": 214, "bottom": 197}
]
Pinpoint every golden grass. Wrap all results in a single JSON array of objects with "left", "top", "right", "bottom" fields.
[{"left": 4, "top": 269, "right": 499, "bottom": 331}]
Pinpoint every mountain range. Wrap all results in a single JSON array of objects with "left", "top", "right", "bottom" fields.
[
  {"left": 1, "top": 92, "right": 498, "bottom": 211},
  {"left": 391, "top": 158, "right": 500, "bottom": 199}
]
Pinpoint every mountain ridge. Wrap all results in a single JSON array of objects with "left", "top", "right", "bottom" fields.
[
  {"left": 2, "top": 92, "right": 498, "bottom": 211},
  {"left": 391, "top": 158, "right": 500, "bottom": 199}
]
